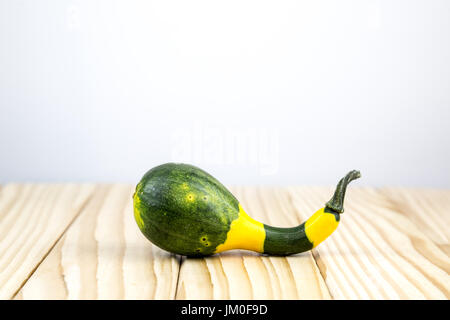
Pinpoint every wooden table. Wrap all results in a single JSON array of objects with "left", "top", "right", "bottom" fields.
[{"left": 0, "top": 184, "right": 448, "bottom": 300}]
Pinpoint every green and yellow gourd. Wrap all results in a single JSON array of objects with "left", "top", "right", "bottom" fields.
[{"left": 133, "top": 163, "right": 360, "bottom": 256}]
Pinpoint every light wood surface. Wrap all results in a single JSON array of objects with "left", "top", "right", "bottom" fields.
[
  {"left": 0, "top": 184, "right": 95, "bottom": 299},
  {"left": 14, "top": 185, "right": 179, "bottom": 300},
  {"left": 0, "top": 184, "right": 448, "bottom": 300},
  {"left": 176, "top": 187, "right": 331, "bottom": 300},
  {"left": 380, "top": 188, "right": 450, "bottom": 255},
  {"left": 287, "top": 187, "right": 450, "bottom": 299}
]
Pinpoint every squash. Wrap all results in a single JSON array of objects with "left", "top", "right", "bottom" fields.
[{"left": 133, "top": 163, "right": 360, "bottom": 256}]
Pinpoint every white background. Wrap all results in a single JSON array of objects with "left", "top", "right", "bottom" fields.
[{"left": 1, "top": 1, "right": 449, "bottom": 187}]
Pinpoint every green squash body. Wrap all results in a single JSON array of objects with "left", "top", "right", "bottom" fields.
[{"left": 133, "top": 163, "right": 239, "bottom": 256}]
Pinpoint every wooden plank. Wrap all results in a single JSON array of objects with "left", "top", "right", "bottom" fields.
[
  {"left": 7, "top": 184, "right": 449, "bottom": 300},
  {"left": 176, "top": 186, "right": 331, "bottom": 300},
  {"left": 380, "top": 188, "right": 450, "bottom": 255},
  {"left": 0, "top": 184, "right": 95, "bottom": 299},
  {"left": 287, "top": 186, "right": 450, "bottom": 299},
  {"left": 15, "top": 184, "right": 180, "bottom": 300}
]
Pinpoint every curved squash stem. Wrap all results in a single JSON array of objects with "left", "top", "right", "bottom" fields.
[{"left": 325, "top": 170, "right": 361, "bottom": 214}]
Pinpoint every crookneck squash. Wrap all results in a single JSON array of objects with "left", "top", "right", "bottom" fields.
[{"left": 133, "top": 163, "right": 360, "bottom": 256}]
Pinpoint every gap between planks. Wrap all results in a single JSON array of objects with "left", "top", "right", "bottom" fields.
[
  {"left": 11, "top": 188, "right": 96, "bottom": 299},
  {"left": 287, "top": 186, "right": 450, "bottom": 299},
  {"left": 14, "top": 184, "right": 180, "bottom": 300},
  {"left": 0, "top": 184, "right": 97, "bottom": 300},
  {"left": 174, "top": 186, "right": 331, "bottom": 300},
  {"left": 7, "top": 185, "right": 450, "bottom": 300},
  {"left": 15, "top": 185, "right": 330, "bottom": 300}
]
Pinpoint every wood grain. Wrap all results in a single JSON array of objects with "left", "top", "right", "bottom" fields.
[
  {"left": 0, "top": 184, "right": 95, "bottom": 299},
  {"left": 2, "top": 184, "right": 449, "bottom": 300},
  {"left": 288, "top": 186, "right": 450, "bottom": 299},
  {"left": 380, "top": 188, "right": 450, "bottom": 255},
  {"left": 176, "top": 186, "right": 331, "bottom": 300},
  {"left": 14, "top": 185, "right": 180, "bottom": 300}
]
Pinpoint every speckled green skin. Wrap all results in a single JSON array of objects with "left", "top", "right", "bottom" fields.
[{"left": 133, "top": 163, "right": 240, "bottom": 256}]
